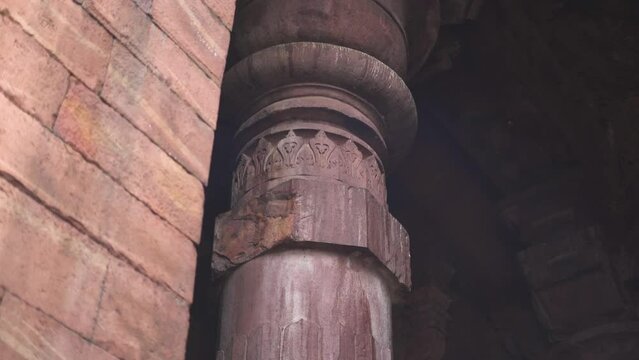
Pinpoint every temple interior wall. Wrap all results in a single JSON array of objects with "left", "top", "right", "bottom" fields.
[{"left": 0, "top": 0, "right": 234, "bottom": 358}]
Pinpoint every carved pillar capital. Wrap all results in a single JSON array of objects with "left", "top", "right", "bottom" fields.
[
  {"left": 214, "top": 1, "right": 425, "bottom": 287},
  {"left": 222, "top": 41, "right": 418, "bottom": 171}
]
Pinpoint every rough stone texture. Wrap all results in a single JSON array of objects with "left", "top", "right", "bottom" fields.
[
  {"left": 213, "top": 179, "right": 411, "bottom": 288},
  {"left": 150, "top": 0, "right": 230, "bottom": 81},
  {"left": 0, "top": 0, "right": 232, "bottom": 358},
  {"left": 0, "top": 0, "right": 113, "bottom": 90},
  {"left": 0, "top": 294, "right": 118, "bottom": 360},
  {"left": 0, "top": 176, "right": 109, "bottom": 338},
  {"left": 202, "top": 0, "right": 235, "bottom": 29},
  {"left": 102, "top": 42, "right": 214, "bottom": 183},
  {"left": 93, "top": 260, "right": 190, "bottom": 360},
  {"left": 218, "top": 249, "right": 393, "bottom": 360},
  {"left": 55, "top": 80, "right": 205, "bottom": 242},
  {"left": 0, "top": 15, "right": 69, "bottom": 127},
  {"left": 84, "top": 0, "right": 221, "bottom": 126},
  {"left": 0, "top": 92, "right": 196, "bottom": 301},
  {"left": 133, "top": 0, "right": 153, "bottom": 13}
]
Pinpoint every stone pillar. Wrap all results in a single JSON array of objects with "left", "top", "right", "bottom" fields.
[{"left": 211, "top": 0, "right": 436, "bottom": 358}]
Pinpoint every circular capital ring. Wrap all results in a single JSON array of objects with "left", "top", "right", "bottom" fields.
[{"left": 222, "top": 42, "right": 418, "bottom": 168}]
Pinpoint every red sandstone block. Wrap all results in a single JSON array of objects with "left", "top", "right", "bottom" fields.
[
  {"left": 0, "top": 92, "right": 196, "bottom": 301},
  {"left": 0, "top": 15, "right": 69, "bottom": 127},
  {"left": 203, "top": 0, "right": 236, "bottom": 29},
  {"left": 151, "top": 0, "right": 230, "bottom": 81},
  {"left": 133, "top": 0, "right": 153, "bottom": 13},
  {"left": 102, "top": 42, "right": 214, "bottom": 183},
  {"left": 93, "top": 260, "right": 190, "bottom": 360},
  {"left": 84, "top": 0, "right": 220, "bottom": 127},
  {"left": 0, "top": 0, "right": 113, "bottom": 90},
  {"left": 0, "top": 294, "right": 118, "bottom": 360},
  {"left": 0, "top": 177, "right": 109, "bottom": 337},
  {"left": 55, "top": 81, "right": 205, "bottom": 242}
]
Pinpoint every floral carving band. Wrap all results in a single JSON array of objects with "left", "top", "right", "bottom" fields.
[{"left": 232, "top": 128, "right": 387, "bottom": 205}]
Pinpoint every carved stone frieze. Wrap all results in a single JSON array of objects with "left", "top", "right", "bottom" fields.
[{"left": 232, "top": 129, "right": 387, "bottom": 206}]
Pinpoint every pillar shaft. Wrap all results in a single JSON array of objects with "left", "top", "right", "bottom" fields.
[
  {"left": 218, "top": 249, "right": 393, "bottom": 360},
  {"left": 213, "top": 1, "right": 435, "bottom": 358}
]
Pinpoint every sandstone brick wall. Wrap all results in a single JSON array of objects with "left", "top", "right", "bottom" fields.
[{"left": 0, "top": 0, "right": 234, "bottom": 358}]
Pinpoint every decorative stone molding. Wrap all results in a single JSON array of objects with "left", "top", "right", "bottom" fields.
[
  {"left": 232, "top": 128, "right": 386, "bottom": 206},
  {"left": 232, "top": 0, "right": 410, "bottom": 75},
  {"left": 221, "top": 42, "right": 418, "bottom": 165}
]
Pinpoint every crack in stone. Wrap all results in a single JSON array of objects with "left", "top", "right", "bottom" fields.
[
  {"left": 90, "top": 261, "right": 110, "bottom": 340},
  {"left": 0, "top": 170, "right": 190, "bottom": 303}
]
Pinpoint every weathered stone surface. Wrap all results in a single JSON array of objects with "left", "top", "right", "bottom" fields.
[
  {"left": 102, "top": 42, "right": 214, "bottom": 183},
  {"left": 0, "top": 0, "right": 113, "bottom": 90},
  {"left": 93, "top": 260, "right": 190, "bottom": 360},
  {"left": 0, "top": 15, "right": 69, "bottom": 127},
  {"left": 0, "top": 293, "right": 117, "bottom": 360},
  {"left": 55, "top": 80, "right": 204, "bottom": 242},
  {"left": 151, "top": 0, "right": 229, "bottom": 81},
  {"left": 0, "top": 92, "right": 195, "bottom": 301},
  {"left": 213, "top": 179, "right": 411, "bottom": 288},
  {"left": 202, "top": 0, "right": 235, "bottom": 29},
  {"left": 232, "top": 0, "right": 408, "bottom": 75},
  {"left": 0, "top": 176, "right": 109, "bottom": 337},
  {"left": 132, "top": 0, "right": 152, "bottom": 13},
  {"left": 84, "top": 0, "right": 220, "bottom": 126},
  {"left": 218, "top": 249, "right": 393, "bottom": 360}
]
